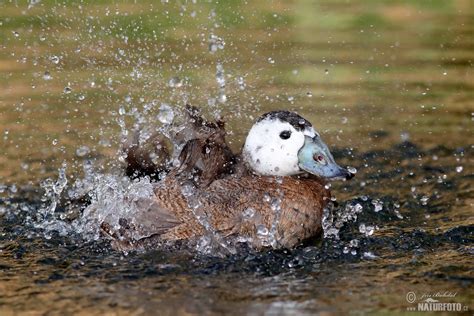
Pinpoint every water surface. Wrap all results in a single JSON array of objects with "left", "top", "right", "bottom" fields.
[{"left": 0, "top": 0, "right": 473, "bottom": 314}]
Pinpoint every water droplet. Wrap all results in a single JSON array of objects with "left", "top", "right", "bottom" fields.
[
  {"left": 243, "top": 208, "right": 255, "bottom": 220},
  {"left": 256, "top": 225, "right": 269, "bottom": 236},
  {"left": 349, "top": 239, "right": 359, "bottom": 248},
  {"left": 359, "top": 223, "right": 375, "bottom": 236},
  {"left": 42, "top": 71, "right": 52, "bottom": 80},
  {"left": 218, "top": 92, "right": 227, "bottom": 103},
  {"left": 157, "top": 103, "right": 174, "bottom": 124},
  {"left": 76, "top": 146, "right": 90, "bottom": 157},
  {"left": 216, "top": 63, "right": 225, "bottom": 88},
  {"left": 347, "top": 166, "right": 357, "bottom": 174},
  {"left": 371, "top": 199, "right": 383, "bottom": 212},
  {"left": 400, "top": 131, "right": 410, "bottom": 142},
  {"left": 353, "top": 203, "right": 363, "bottom": 213},
  {"left": 236, "top": 76, "right": 246, "bottom": 90},
  {"left": 394, "top": 209, "right": 404, "bottom": 219},
  {"left": 10, "top": 184, "right": 17, "bottom": 193},
  {"left": 168, "top": 77, "right": 183, "bottom": 88},
  {"left": 50, "top": 55, "right": 60, "bottom": 64},
  {"left": 420, "top": 195, "right": 429, "bottom": 206},
  {"left": 270, "top": 198, "right": 281, "bottom": 211},
  {"left": 207, "top": 98, "right": 216, "bottom": 107},
  {"left": 28, "top": 0, "right": 41, "bottom": 9},
  {"left": 363, "top": 252, "right": 378, "bottom": 260},
  {"left": 208, "top": 34, "right": 225, "bottom": 53}
]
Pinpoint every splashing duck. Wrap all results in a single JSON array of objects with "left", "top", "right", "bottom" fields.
[{"left": 101, "top": 107, "right": 354, "bottom": 251}]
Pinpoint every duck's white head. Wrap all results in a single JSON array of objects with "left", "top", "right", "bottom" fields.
[{"left": 242, "top": 111, "right": 353, "bottom": 180}]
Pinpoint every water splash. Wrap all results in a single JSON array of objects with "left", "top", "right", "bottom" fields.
[
  {"left": 34, "top": 162, "right": 68, "bottom": 237},
  {"left": 180, "top": 183, "right": 236, "bottom": 256},
  {"left": 157, "top": 103, "right": 175, "bottom": 125},
  {"left": 208, "top": 34, "right": 225, "bottom": 53},
  {"left": 216, "top": 63, "right": 227, "bottom": 104},
  {"left": 322, "top": 201, "right": 363, "bottom": 240},
  {"left": 38, "top": 162, "right": 67, "bottom": 218},
  {"left": 80, "top": 175, "right": 156, "bottom": 241}
]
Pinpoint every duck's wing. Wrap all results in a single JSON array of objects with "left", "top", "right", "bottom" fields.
[
  {"left": 123, "top": 105, "right": 236, "bottom": 186},
  {"left": 173, "top": 105, "right": 225, "bottom": 143},
  {"left": 173, "top": 105, "right": 236, "bottom": 187},
  {"left": 100, "top": 177, "right": 208, "bottom": 250},
  {"left": 124, "top": 130, "right": 171, "bottom": 180},
  {"left": 176, "top": 133, "right": 235, "bottom": 187}
]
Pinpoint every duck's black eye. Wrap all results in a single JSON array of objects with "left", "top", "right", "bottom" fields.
[{"left": 279, "top": 130, "right": 291, "bottom": 140}]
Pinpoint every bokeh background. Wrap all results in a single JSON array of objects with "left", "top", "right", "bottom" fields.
[{"left": 1, "top": 0, "right": 472, "bottom": 184}]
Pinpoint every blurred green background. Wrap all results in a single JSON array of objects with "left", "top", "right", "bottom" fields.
[{"left": 0, "top": 0, "right": 472, "bottom": 183}]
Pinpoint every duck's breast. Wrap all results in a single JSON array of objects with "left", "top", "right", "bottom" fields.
[{"left": 202, "top": 175, "right": 330, "bottom": 248}]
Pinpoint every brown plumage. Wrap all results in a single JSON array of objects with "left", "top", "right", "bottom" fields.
[{"left": 101, "top": 174, "right": 329, "bottom": 251}]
